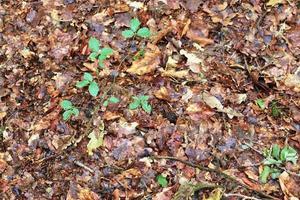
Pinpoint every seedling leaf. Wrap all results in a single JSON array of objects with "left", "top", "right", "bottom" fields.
[
  {"left": 130, "top": 18, "right": 141, "bottom": 32},
  {"left": 89, "top": 52, "right": 98, "bottom": 61},
  {"left": 157, "top": 175, "right": 168, "bottom": 187},
  {"left": 83, "top": 72, "right": 93, "bottom": 82},
  {"left": 109, "top": 96, "right": 120, "bottom": 103},
  {"left": 129, "top": 100, "right": 140, "bottom": 110},
  {"left": 88, "top": 37, "right": 100, "bottom": 52},
  {"left": 89, "top": 81, "right": 99, "bottom": 97},
  {"left": 100, "top": 47, "right": 113, "bottom": 58},
  {"left": 280, "top": 146, "right": 298, "bottom": 164},
  {"left": 137, "top": 27, "right": 151, "bottom": 38},
  {"left": 255, "top": 99, "right": 265, "bottom": 109},
  {"left": 259, "top": 166, "right": 271, "bottom": 183},
  {"left": 63, "top": 110, "right": 73, "bottom": 121},
  {"left": 142, "top": 102, "right": 152, "bottom": 113},
  {"left": 103, "top": 100, "right": 109, "bottom": 107},
  {"left": 60, "top": 100, "right": 73, "bottom": 110},
  {"left": 272, "top": 144, "right": 280, "bottom": 160},
  {"left": 76, "top": 79, "right": 90, "bottom": 88},
  {"left": 122, "top": 29, "right": 135, "bottom": 38},
  {"left": 71, "top": 108, "right": 79, "bottom": 116}
]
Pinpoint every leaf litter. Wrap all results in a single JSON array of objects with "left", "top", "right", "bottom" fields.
[{"left": 0, "top": 0, "right": 300, "bottom": 199}]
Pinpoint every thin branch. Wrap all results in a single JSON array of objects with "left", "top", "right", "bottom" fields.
[
  {"left": 224, "top": 193, "right": 261, "bottom": 200},
  {"left": 151, "top": 156, "right": 279, "bottom": 200}
]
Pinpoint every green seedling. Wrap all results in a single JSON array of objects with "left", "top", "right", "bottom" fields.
[
  {"left": 255, "top": 99, "right": 265, "bottom": 109},
  {"left": 60, "top": 100, "right": 79, "bottom": 121},
  {"left": 271, "top": 101, "right": 281, "bottom": 118},
  {"left": 76, "top": 72, "right": 99, "bottom": 97},
  {"left": 122, "top": 18, "right": 151, "bottom": 39},
  {"left": 133, "top": 48, "right": 145, "bottom": 61},
  {"left": 156, "top": 174, "right": 168, "bottom": 188},
  {"left": 103, "top": 96, "right": 120, "bottom": 107},
  {"left": 129, "top": 95, "right": 152, "bottom": 113},
  {"left": 259, "top": 144, "right": 298, "bottom": 183},
  {"left": 88, "top": 37, "right": 113, "bottom": 68}
]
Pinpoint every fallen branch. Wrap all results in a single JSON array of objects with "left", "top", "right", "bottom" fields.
[{"left": 152, "top": 156, "right": 279, "bottom": 200}]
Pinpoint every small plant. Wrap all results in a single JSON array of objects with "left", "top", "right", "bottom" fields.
[
  {"left": 129, "top": 95, "right": 152, "bottom": 113},
  {"left": 103, "top": 96, "right": 120, "bottom": 107},
  {"left": 76, "top": 72, "right": 99, "bottom": 97},
  {"left": 255, "top": 99, "right": 265, "bottom": 109},
  {"left": 133, "top": 48, "right": 145, "bottom": 61},
  {"left": 88, "top": 37, "right": 114, "bottom": 68},
  {"left": 122, "top": 18, "right": 151, "bottom": 39},
  {"left": 60, "top": 100, "right": 79, "bottom": 121},
  {"left": 271, "top": 101, "right": 281, "bottom": 118},
  {"left": 156, "top": 174, "right": 168, "bottom": 188},
  {"left": 259, "top": 144, "right": 298, "bottom": 183}
]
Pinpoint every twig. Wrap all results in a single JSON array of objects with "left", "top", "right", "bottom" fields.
[
  {"left": 151, "top": 156, "right": 279, "bottom": 200},
  {"left": 224, "top": 193, "right": 261, "bottom": 200},
  {"left": 74, "top": 160, "right": 95, "bottom": 174}
]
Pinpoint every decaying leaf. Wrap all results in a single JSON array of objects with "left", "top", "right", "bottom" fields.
[
  {"left": 127, "top": 44, "right": 160, "bottom": 75},
  {"left": 87, "top": 120, "right": 105, "bottom": 156},
  {"left": 202, "top": 92, "right": 243, "bottom": 118},
  {"left": 284, "top": 67, "right": 300, "bottom": 92},
  {"left": 180, "top": 49, "right": 203, "bottom": 73},
  {"left": 161, "top": 69, "right": 189, "bottom": 78},
  {"left": 266, "top": 0, "right": 284, "bottom": 7}
]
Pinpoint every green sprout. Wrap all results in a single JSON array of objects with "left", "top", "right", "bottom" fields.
[
  {"left": 60, "top": 100, "right": 79, "bottom": 121},
  {"left": 156, "top": 174, "right": 168, "bottom": 188},
  {"left": 76, "top": 72, "right": 99, "bottom": 97},
  {"left": 259, "top": 144, "right": 298, "bottom": 183},
  {"left": 103, "top": 96, "right": 120, "bottom": 107},
  {"left": 255, "top": 99, "right": 265, "bottom": 109},
  {"left": 129, "top": 95, "right": 152, "bottom": 113},
  {"left": 88, "top": 37, "right": 113, "bottom": 68},
  {"left": 122, "top": 18, "right": 151, "bottom": 39},
  {"left": 133, "top": 48, "right": 145, "bottom": 61}
]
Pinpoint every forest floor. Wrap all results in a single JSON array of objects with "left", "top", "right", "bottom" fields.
[{"left": 0, "top": 0, "right": 300, "bottom": 199}]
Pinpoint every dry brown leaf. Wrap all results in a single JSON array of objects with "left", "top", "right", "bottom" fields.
[
  {"left": 32, "top": 110, "right": 60, "bottom": 131},
  {"left": 154, "top": 87, "right": 170, "bottom": 101},
  {"left": 186, "top": 29, "right": 214, "bottom": 46},
  {"left": 126, "top": 44, "right": 160, "bottom": 75},
  {"left": 279, "top": 171, "right": 300, "bottom": 199},
  {"left": 284, "top": 67, "right": 300, "bottom": 92},
  {"left": 161, "top": 69, "right": 189, "bottom": 78},
  {"left": 78, "top": 189, "right": 100, "bottom": 200}
]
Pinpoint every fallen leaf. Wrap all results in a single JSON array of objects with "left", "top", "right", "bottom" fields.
[
  {"left": 266, "top": 0, "right": 284, "bottom": 7},
  {"left": 126, "top": 44, "right": 161, "bottom": 75},
  {"left": 284, "top": 67, "right": 300, "bottom": 92},
  {"left": 180, "top": 49, "right": 203, "bottom": 73},
  {"left": 202, "top": 92, "right": 223, "bottom": 110},
  {"left": 87, "top": 120, "right": 105, "bottom": 156},
  {"left": 78, "top": 189, "right": 100, "bottom": 200},
  {"left": 161, "top": 69, "right": 189, "bottom": 78},
  {"left": 279, "top": 171, "right": 300, "bottom": 199},
  {"left": 203, "top": 187, "right": 223, "bottom": 200}
]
